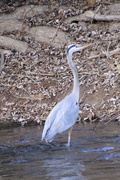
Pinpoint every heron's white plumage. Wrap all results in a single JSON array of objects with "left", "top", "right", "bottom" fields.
[
  {"left": 41, "top": 43, "right": 91, "bottom": 145},
  {"left": 41, "top": 93, "right": 79, "bottom": 142}
]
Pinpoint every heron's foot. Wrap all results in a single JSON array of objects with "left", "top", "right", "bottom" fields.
[{"left": 65, "top": 142, "right": 71, "bottom": 147}]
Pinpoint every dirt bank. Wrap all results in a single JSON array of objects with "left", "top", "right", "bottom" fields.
[{"left": 0, "top": 0, "right": 120, "bottom": 128}]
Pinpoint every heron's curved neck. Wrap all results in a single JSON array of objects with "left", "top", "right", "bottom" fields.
[{"left": 67, "top": 53, "right": 80, "bottom": 102}]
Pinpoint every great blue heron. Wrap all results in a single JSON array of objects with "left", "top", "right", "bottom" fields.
[{"left": 41, "top": 44, "right": 91, "bottom": 146}]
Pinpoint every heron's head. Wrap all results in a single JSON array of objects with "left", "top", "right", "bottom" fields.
[{"left": 67, "top": 44, "right": 91, "bottom": 55}]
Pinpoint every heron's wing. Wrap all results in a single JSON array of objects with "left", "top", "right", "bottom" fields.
[
  {"left": 42, "top": 93, "right": 79, "bottom": 142},
  {"left": 52, "top": 94, "right": 79, "bottom": 133},
  {"left": 41, "top": 97, "right": 63, "bottom": 140}
]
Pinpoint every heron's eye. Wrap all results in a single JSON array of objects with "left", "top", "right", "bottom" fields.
[{"left": 76, "top": 45, "right": 79, "bottom": 48}]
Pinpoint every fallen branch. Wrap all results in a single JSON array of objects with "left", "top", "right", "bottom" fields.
[
  {"left": 102, "top": 48, "right": 120, "bottom": 57},
  {"left": 84, "top": 10, "right": 120, "bottom": 22},
  {"left": 66, "top": 10, "right": 120, "bottom": 23},
  {"left": 13, "top": 95, "right": 42, "bottom": 101},
  {"left": 0, "top": 36, "right": 28, "bottom": 52},
  {"left": 88, "top": 48, "right": 120, "bottom": 60},
  {"left": 26, "top": 71, "right": 55, "bottom": 77},
  {"left": 88, "top": 54, "right": 100, "bottom": 60}
]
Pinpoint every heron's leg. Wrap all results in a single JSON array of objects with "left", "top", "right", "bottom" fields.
[{"left": 67, "top": 127, "right": 73, "bottom": 146}]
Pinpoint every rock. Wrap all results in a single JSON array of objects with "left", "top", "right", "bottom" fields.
[
  {"left": 65, "top": 11, "right": 94, "bottom": 23},
  {"left": 65, "top": 15, "right": 81, "bottom": 24},
  {"left": 0, "top": 5, "right": 48, "bottom": 20},
  {"left": 0, "top": 5, "right": 48, "bottom": 35},
  {"left": 28, "top": 26, "right": 70, "bottom": 48},
  {"left": 0, "top": 49, "right": 12, "bottom": 55},
  {"left": 0, "top": 19, "right": 29, "bottom": 35},
  {"left": 12, "top": 5, "right": 48, "bottom": 18},
  {"left": 0, "top": 36, "right": 28, "bottom": 52},
  {"left": 0, "top": 49, "right": 12, "bottom": 73}
]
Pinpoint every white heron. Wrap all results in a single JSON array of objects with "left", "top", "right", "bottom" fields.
[{"left": 41, "top": 44, "right": 91, "bottom": 146}]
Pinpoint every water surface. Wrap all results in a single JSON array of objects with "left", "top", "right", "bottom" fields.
[{"left": 0, "top": 122, "right": 120, "bottom": 180}]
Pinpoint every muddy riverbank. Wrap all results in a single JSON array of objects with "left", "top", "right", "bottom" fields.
[{"left": 0, "top": 0, "right": 120, "bottom": 127}]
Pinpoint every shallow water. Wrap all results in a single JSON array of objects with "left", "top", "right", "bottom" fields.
[{"left": 0, "top": 122, "right": 120, "bottom": 180}]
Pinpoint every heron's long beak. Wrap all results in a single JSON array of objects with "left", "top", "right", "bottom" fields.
[
  {"left": 76, "top": 43, "right": 92, "bottom": 51},
  {"left": 80, "top": 43, "right": 92, "bottom": 48}
]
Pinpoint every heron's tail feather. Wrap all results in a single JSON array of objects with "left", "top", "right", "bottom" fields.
[{"left": 41, "top": 132, "right": 55, "bottom": 142}]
